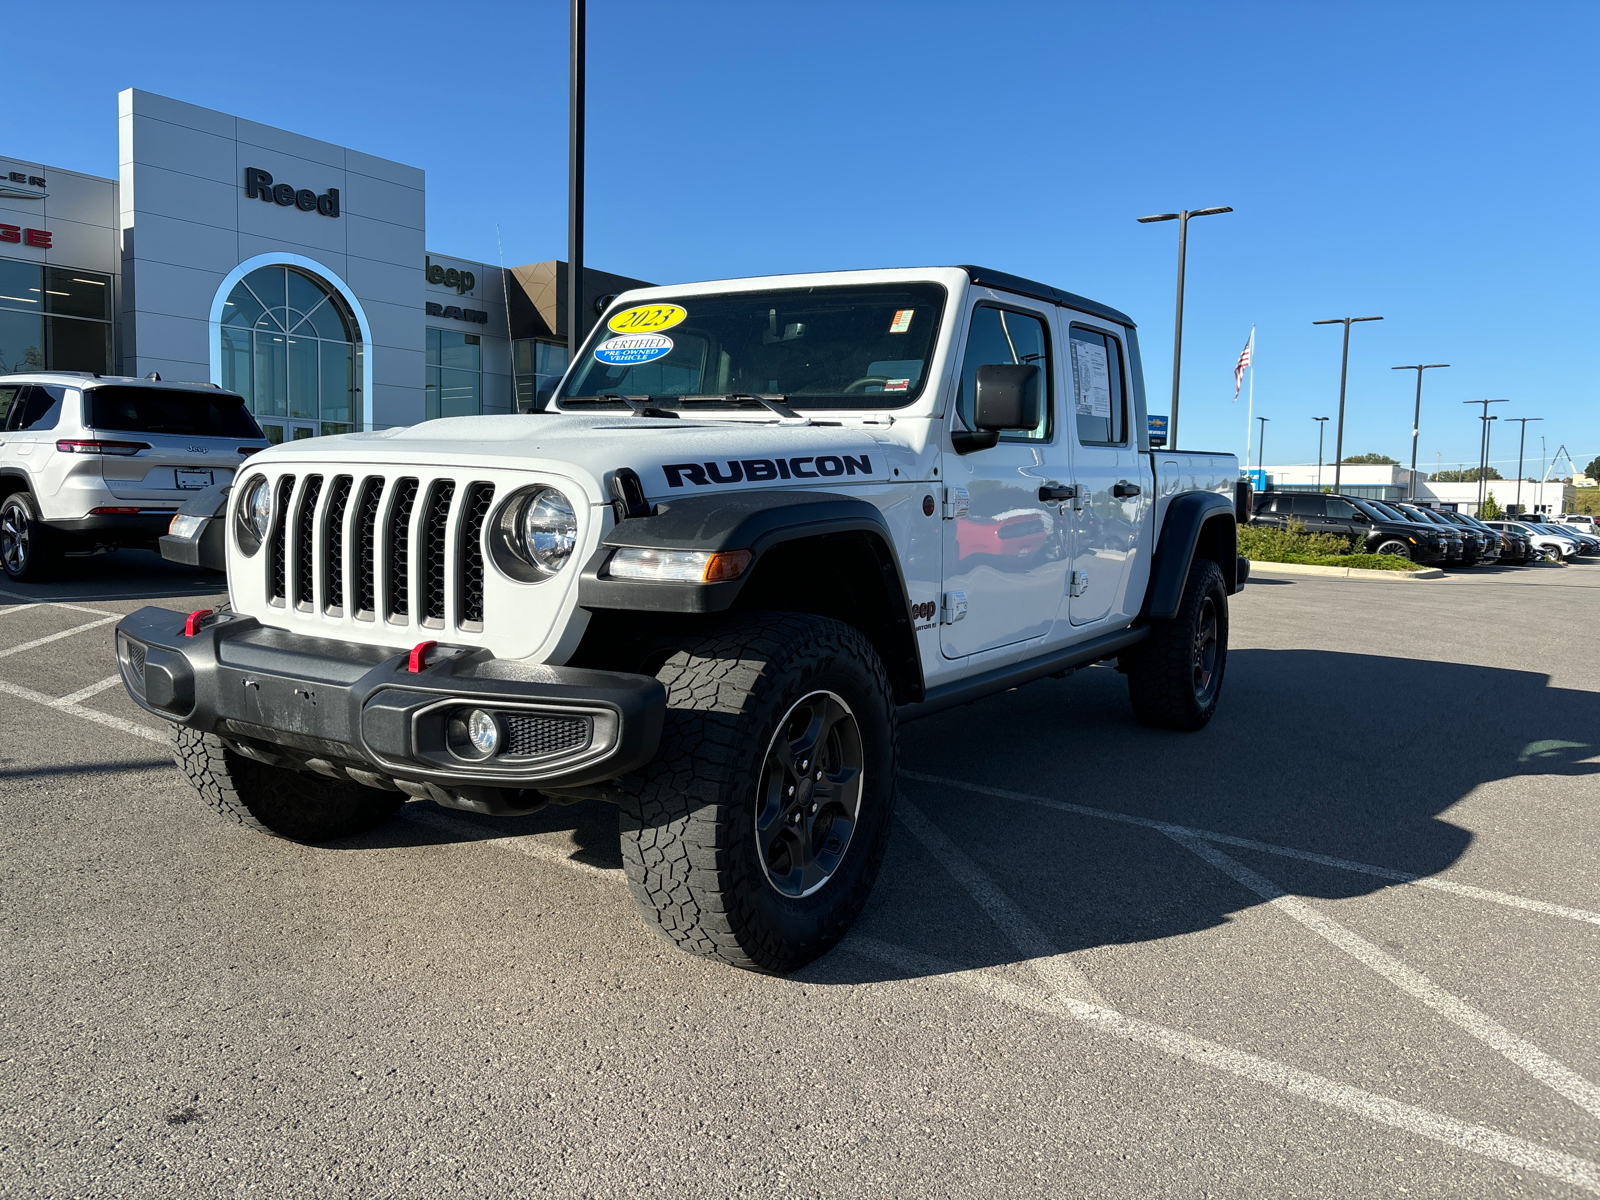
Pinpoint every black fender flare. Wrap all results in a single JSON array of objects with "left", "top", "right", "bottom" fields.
[
  {"left": 1141, "top": 491, "right": 1239, "bottom": 620},
  {"left": 578, "top": 488, "right": 923, "bottom": 700},
  {"left": 579, "top": 489, "right": 914, "bottom": 616}
]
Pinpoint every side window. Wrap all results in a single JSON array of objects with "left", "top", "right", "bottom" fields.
[
  {"left": 17, "top": 385, "right": 65, "bottom": 431},
  {"left": 1325, "top": 498, "right": 1357, "bottom": 520},
  {"left": 954, "top": 304, "right": 1051, "bottom": 442},
  {"left": 1291, "top": 494, "right": 1325, "bottom": 517},
  {"left": 0, "top": 385, "right": 21, "bottom": 429},
  {"left": 1068, "top": 325, "right": 1127, "bottom": 445}
]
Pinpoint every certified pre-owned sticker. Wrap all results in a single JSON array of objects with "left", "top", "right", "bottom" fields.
[
  {"left": 595, "top": 334, "right": 674, "bottom": 366},
  {"left": 607, "top": 304, "right": 687, "bottom": 335}
]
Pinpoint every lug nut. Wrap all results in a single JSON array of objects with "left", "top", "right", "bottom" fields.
[
  {"left": 815, "top": 770, "right": 823, "bottom": 781},
  {"left": 788, "top": 785, "right": 795, "bottom": 796}
]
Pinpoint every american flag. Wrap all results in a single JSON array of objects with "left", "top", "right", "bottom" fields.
[{"left": 1233, "top": 328, "right": 1254, "bottom": 399}]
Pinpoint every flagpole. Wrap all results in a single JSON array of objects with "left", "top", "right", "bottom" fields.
[{"left": 1243, "top": 326, "right": 1255, "bottom": 481}]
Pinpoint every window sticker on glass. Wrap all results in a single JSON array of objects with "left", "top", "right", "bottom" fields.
[
  {"left": 1071, "top": 340, "right": 1112, "bottom": 419},
  {"left": 883, "top": 378, "right": 911, "bottom": 392},
  {"left": 888, "top": 309, "right": 915, "bottom": 334},
  {"left": 607, "top": 304, "right": 687, "bottom": 335},
  {"left": 595, "top": 334, "right": 674, "bottom": 366}
]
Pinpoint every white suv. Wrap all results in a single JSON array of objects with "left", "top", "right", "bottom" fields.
[{"left": 0, "top": 372, "right": 269, "bottom": 581}]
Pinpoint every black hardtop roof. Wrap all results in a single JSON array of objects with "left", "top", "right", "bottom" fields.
[{"left": 959, "top": 266, "right": 1136, "bottom": 329}]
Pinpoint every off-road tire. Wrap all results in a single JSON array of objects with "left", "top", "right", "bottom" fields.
[
  {"left": 0, "top": 492, "right": 59, "bottom": 583},
  {"left": 616, "top": 613, "right": 898, "bottom": 974},
  {"left": 172, "top": 725, "right": 403, "bottom": 842},
  {"left": 1123, "top": 559, "right": 1228, "bottom": 732}
]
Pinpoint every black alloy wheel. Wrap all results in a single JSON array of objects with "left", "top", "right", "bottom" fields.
[
  {"left": 755, "top": 691, "right": 864, "bottom": 898},
  {"left": 1192, "top": 594, "right": 1221, "bottom": 706},
  {"left": 0, "top": 493, "right": 54, "bottom": 582}
]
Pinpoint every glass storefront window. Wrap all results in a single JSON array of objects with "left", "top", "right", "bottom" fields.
[
  {"left": 425, "top": 328, "right": 481, "bottom": 419},
  {"left": 0, "top": 259, "right": 112, "bottom": 374},
  {"left": 219, "top": 264, "right": 360, "bottom": 440},
  {"left": 512, "top": 338, "right": 568, "bottom": 412}
]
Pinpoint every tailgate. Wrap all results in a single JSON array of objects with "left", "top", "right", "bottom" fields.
[{"left": 99, "top": 435, "right": 247, "bottom": 500}]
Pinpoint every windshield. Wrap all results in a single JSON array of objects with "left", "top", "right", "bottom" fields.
[
  {"left": 1363, "top": 500, "right": 1413, "bottom": 522},
  {"left": 87, "top": 386, "right": 264, "bottom": 438},
  {"left": 1396, "top": 505, "right": 1442, "bottom": 524},
  {"left": 555, "top": 284, "right": 947, "bottom": 411}
]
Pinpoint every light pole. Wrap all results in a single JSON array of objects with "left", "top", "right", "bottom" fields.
[
  {"left": 1392, "top": 363, "right": 1449, "bottom": 499},
  {"left": 1313, "top": 416, "right": 1329, "bottom": 489},
  {"left": 567, "top": 0, "right": 586, "bottom": 360},
  {"left": 1505, "top": 416, "right": 1542, "bottom": 513},
  {"left": 1464, "top": 399, "right": 1508, "bottom": 511},
  {"left": 1313, "top": 315, "right": 1384, "bottom": 494},
  {"left": 1137, "top": 205, "right": 1233, "bottom": 449},
  {"left": 1255, "top": 416, "right": 1269, "bottom": 486}
]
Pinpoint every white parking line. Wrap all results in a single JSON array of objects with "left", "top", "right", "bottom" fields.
[
  {"left": 0, "top": 615, "right": 119, "bottom": 660},
  {"left": 1167, "top": 829, "right": 1600, "bottom": 1123},
  {"left": 53, "top": 674, "right": 125, "bottom": 707},
  {"left": 0, "top": 587, "right": 117, "bottom": 617},
  {"left": 896, "top": 799, "right": 1103, "bottom": 1004},
  {"left": 903, "top": 770, "right": 1600, "bottom": 928},
  {"left": 412, "top": 811, "right": 1600, "bottom": 1192},
  {"left": 841, "top": 935, "right": 1600, "bottom": 1195},
  {"left": 0, "top": 677, "right": 167, "bottom": 745}
]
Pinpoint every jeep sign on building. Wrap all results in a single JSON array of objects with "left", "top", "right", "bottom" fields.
[{"left": 0, "top": 89, "right": 647, "bottom": 441}]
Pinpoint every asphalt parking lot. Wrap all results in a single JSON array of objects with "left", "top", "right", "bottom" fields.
[{"left": 2, "top": 555, "right": 1598, "bottom": 1198}]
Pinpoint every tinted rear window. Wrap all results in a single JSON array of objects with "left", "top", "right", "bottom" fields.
[{"left": 87, "top": 386, "right": 264, "bottom": 438}]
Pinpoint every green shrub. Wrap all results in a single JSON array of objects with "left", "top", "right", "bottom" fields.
[{"left": 1239, "top": 519, "right": 1424, "bottom": 571}]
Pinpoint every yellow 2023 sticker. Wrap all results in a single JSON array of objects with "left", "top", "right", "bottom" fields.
[{"left": 607, "top": 303, "right": 687, "bottom": 335}]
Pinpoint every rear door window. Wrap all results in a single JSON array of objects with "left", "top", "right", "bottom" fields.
[
  {"left": 1325, "top": 498, "right": 1358, "bottom": 520},
  {"left": 8, "top": 385, "right": 66, "bottom": 431},
  {"left": 86, "top": 386, "right": 264, "bottom": 438},
  {"left": 1291, "top": 494, "right": 1326, "bottom": 517},
  {"left": 1067, "top": 326, "right": 1127, "bottom": 445}
]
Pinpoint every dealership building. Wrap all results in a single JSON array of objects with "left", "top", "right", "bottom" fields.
[{"left": 0, "top": 89, "right": 645, "bottom": 442}]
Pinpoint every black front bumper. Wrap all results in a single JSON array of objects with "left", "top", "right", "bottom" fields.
[{"left": 115, "top": 607, "right": 665, "bottom": 798}]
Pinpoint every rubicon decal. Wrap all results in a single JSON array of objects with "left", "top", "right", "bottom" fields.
[{"left": 664, "top": 455, "right": 873, "bottom": 487}]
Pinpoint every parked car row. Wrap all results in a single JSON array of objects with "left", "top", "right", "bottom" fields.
[{"left": 1249, "top": 491, "right": 1598, "bottom": 566}]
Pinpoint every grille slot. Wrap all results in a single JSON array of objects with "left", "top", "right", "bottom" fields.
[
  {"left": 457, "top": 483, "right": 495, "bottom": 628},
  {"left": 267, "top": 475, "right": 295, "bottom": 604},
  {"left": 123, "top": 639, "right": 146, "bottom": 687},
  {"left": 503, "top": 713, "right": 591, "bottom": 759},
  {"left": 385, "top": 478, "right": 420, "bottom": 621},
  {"left": 323, "top": 475, "right": 353, "bottom": 615},
  {"left": 420, "top": 480, "right": 456, "bottom": 627},
  {"left": 294, "top": 475, "right": 323, "bottom": 610},
  {"left": 353, "top": 478, "right": 385, "bottom": 620}
]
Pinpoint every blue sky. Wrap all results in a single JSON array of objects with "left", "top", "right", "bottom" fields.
[{"left": 10, "top": 1, "right": 1596, "bottom": 474}]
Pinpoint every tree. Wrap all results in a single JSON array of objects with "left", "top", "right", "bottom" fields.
[
  {"left": 1340, "top": 452, "right": 1399, "bottom": 465},
  {"left": 1480, "top": 492, "right": 1503, "bottom": 520},
  {"left": 1430, "top": 466, "right": 1503, "bottom": 482},
  {"left": 1585, "top": 455, "right": 1600, "bottom": 484}
]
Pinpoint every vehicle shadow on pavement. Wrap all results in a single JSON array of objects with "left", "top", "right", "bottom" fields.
[
  {"left": 0, "top": 552, "right": 222, "bottom": 605},
  {"left": 314, "top": 649, "right": 1600, "bottom": 983},
  {"left": 817, "top": 649, "right": 1600, "bottom": 983}
]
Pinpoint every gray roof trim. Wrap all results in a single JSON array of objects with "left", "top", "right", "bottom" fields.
[{"left": 957, "top": 265, "right": 1136, "bottom": 329}]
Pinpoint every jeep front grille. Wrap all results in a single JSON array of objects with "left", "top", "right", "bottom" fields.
[{"left": 264, "top": 470, "right": 498, "bottom": 634}]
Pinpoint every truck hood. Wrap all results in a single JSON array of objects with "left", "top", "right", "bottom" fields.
[{"left": 255, "top": 414, "right": 918, "bottom": 505}]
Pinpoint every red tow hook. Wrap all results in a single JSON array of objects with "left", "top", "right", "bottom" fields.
[
  {"left": 183, "top": 609, "right": 214, "bottom": 637},
  {"left": 407, "top": 640, "right": 438, "bottom": 673}
]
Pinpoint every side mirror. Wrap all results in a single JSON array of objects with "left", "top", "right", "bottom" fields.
[
  {"left": 974, "top": 363, "right": 1042, "bottom": 432},
  {"left": 1352, "top": 512, "right": 1369, "bottom": 523}
]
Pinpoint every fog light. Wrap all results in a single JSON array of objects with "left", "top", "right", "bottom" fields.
[
  {"left": 467, "top": 709, "right": 500, "bottom": 756},
  {"left": 446, "top": 707, "right": 503, "bottom": 761}
]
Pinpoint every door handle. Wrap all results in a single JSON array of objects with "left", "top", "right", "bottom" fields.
[
  {"left": 1112, "top": 480, "right": 1141, "bottom": 498},
  {"left": 1038, "top": 483, "right": 1076, "bottom": 502}
]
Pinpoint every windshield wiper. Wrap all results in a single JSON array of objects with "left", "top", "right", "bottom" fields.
[
  {"left": 561, "top": 393, "right": 678, "bottom": 418},
  {"left": 675, "top": 394, "right": 807, "bottom": 422}
]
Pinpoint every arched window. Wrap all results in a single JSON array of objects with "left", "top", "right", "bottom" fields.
[{"left": 218, "top": 265, "right": 361, "bottom": 442}]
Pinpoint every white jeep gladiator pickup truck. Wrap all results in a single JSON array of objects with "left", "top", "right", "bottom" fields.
[{"left": 117, "top": 266, "right": 1248, "bottom": 973}]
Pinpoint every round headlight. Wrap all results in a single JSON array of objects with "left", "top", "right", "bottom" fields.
[
  {"left": 243, "top": 476, "right": 273, "bottom": 542},
  {"left": 519, "top": 487, "right": 577, "bottom": 573}
]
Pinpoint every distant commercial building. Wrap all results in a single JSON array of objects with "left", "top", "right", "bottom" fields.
[
  {"left": 1257, "top": 462, "right": 1571, "bottom": 516},
  {"left": 1, "top": 90, "right": 647, "bottom": 442}
]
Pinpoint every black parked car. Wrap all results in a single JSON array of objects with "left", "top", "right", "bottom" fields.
[
  {"left": 1251, "top": 491, "right": 1451, "bottom": 563},
  {"left": 1395, "top": 503, "right": 1496, "bottom": 565},
  {"left": 1357, "top": 497, "right": 1467, "bottom": 563},
  {"left": 1437, "top": 509, "right": 1527, "bottom": 564}
]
